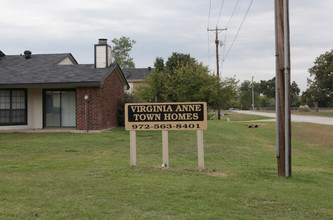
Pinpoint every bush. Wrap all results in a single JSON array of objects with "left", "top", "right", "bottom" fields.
[
  {"left": 118, "top": 93, "right": 142, "bottom": 126},
  {"left": 207, "top": 111, "right": 216, "bottom": 120},
  {"left": 298, "top": 105, "right": 310, "bottom": 112}
]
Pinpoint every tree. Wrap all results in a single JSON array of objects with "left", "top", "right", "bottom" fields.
[
  {"left": 303, "top": 49, "right": 333, "bottom": 107},
  {"left": 138, "top": 53, "right": 238, "bottom": 109},
  {"left": 238, "top": 80, "right": 260, "bottom": 110},
  {"left": 154, "top": 57, "right": 165, "bottom": 72},
  {"left": 165, "top": 52, "right": 195, "bottom": 73},
  {"left": 258, "top": 78, "right": 275, "bottom": 98},
  {"left": 219, "top": 77, "right": 239, "bottom": 109},
  {"left": 301, "top": 85, "right": 331, "bottom": 108},
  {"left": 258, "top": 77, "right": 300, "bottom": 107},
  {"left": 258, "top": 95, "right": 274, "bottom": 108},
  {"left": 290, "top": 81, "right": 301, "bottom": 107},
  {"left": 138, "top": 57, "right": 167, "bottom": 102},
  {"left": 111, "top": 36, "right": 136, "bottom": 68}
]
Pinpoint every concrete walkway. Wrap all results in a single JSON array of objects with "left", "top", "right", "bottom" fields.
[{"left": 234, "top": 110, "right": 333, "bottom": 126}]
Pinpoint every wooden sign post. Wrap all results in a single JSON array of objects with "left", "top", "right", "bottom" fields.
[
  {"left": 162, "top": 130, "right": 169, "bottom": 167},
  {"left": 125, "top": 102, "right": 207, "bottom": 171}
]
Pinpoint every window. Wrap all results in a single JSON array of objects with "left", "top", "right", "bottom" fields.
[{"left": 0, "top": 89, "right": 27, "bottom": 125}]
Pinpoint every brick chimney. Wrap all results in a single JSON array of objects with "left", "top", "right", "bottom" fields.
[
  {"left": 94, "top": 38, "right": 112, "bottom": 68},
  {"left": 24, "top": 50, "right": 32, "bottom": 59}
]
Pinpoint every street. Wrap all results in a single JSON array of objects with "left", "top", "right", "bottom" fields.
[{"left": 234, "top": 110, "right": 333, "bottom": 126}]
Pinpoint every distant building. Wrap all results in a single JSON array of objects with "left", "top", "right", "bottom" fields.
[
  {"left": 123, "top": 67, "right": 152, "bottom": 94},
  {"left": 0, "top": 39, "right": 129, "bottom": 131}
]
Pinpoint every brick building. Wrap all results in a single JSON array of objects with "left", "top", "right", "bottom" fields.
[{"left": 0, "top": 39, "right": 129, "bottom": 131}]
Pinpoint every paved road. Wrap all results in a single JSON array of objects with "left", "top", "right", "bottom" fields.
[{"left": 234, "top": 110, "right": 333, "bottom": 126}]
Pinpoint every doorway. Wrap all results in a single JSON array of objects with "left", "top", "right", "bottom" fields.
[{"left": 44, "top": 90, "right": 76, "bottom": 127}]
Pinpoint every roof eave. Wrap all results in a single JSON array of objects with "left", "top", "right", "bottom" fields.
[{"left": 0, "top": 81, "right": 102, "bottom": 88}]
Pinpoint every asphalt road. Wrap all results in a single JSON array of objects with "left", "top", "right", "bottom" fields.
[{"left": 234, "top": 110, "right": 333, "bottom": 126}]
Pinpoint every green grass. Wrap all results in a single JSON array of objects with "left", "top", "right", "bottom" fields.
[
  {"left": 291, "top": 109, "right": 333, "bottom": 118},
  {"left": 0, "top": 119, "right": 332, "bottom": 219},
  {"left": 211, "top": 111, "right": 273, "bottom": 122},
  {"left": 262, "top": 109, "right": 333, "bottom": 118}
]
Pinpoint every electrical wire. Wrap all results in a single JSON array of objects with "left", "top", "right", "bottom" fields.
[
  {"left": 226, "top": 0, "right": 241, "bottom": 28},
  {"left": 216, "top": 0, "right": 225, "bottom": 26},
  {"left": 207, "top": 0, "right": 212, "bottom": 66},
  {"left": 208, "top": 0, "right": 212, "bottom": 28},
  {"left": 224, "top": 0, "right": 254, "bottom": 60},
  {"left": 227, "top": 0, "right": 245, "bottom": 35},
  {"left": 223, "top": 0, "right": 241, "bottom": 63}
]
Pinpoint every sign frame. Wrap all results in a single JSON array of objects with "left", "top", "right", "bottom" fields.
[{"left": 125, "top": 102, "right": 207, "bottom": 131}]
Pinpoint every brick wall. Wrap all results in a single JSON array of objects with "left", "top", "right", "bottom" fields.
[{"left": 76, "top": 68, "right": 125, "bottom": 130}]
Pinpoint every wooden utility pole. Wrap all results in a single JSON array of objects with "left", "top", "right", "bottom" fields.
[
  {"left": 275, "top": 0, "right": 291, "bottom": 177},
  {"left": 207, "top": 26, "right": 226, "bottom": 120},
  {"left": 251, "top": 76, "right": 255, "bottom": 110}
]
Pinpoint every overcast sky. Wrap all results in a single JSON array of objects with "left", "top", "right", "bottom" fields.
[{"left": 1, "top": 0, "right": 332, "bottom": 91}]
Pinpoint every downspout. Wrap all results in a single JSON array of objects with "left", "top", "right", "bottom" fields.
[
  {"left": 274, "top": 0, "right": 280, "bottom": 158},
  {"left": 283, "top": 0, "right": 290, "bottom": 177}
]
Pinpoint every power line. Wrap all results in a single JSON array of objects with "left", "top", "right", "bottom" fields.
[
  {"left": 208, "top": 0, "right": 212, "bottom": 27},
  {"left": 223, "top": 0, "right": 241, "bottom": 58},
  {"left": 224, "top": 0, "right": 254, "bottom": 60},
  {"left": 207, "top": 0, "right": 212, "bottom": 66},
  {"left": 226, "top": 0, "right": 241, "bottom": 28},
  {"left": 216, "top": 0, "right": 225, "bottom": 26},
  {"left": 227, "top": 0, "right": 245, "bottom": 33}
]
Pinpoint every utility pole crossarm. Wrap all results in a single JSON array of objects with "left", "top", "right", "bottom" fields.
[{"left": 207, "top": 27, "right": 227, "bottom": 32}]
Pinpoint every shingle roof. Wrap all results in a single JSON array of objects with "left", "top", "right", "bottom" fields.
[
  {"left": 0, "top": 53, "right": 128, "bottom": 88},
  {"left": 123, "top": 67, "right": 152, "bottom": 81}
]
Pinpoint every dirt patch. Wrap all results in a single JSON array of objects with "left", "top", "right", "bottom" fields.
[
  {"left": 207, "top": 171, "right": 229, "bottom": 177},
  {"left": 142, "top": 166, "right": 233, "bottom": 177},
  {"left": 203, "top": 169, "right": 235, "bottom": 178}
]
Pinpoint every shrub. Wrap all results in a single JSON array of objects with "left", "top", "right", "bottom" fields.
[
  {"left": 118, "top": 93, "right": 142, "bottom": 126},
  {"left": 298, "top": 105, "right": 310, "bottom": 112}
]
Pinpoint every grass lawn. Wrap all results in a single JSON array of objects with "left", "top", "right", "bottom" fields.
[
  {"left": 261, "top": 109, "right": 333, "bottom": 118},
  {"left": 221, "top": 111, "right": 273, "bottom": 121},
  {"left": 0, "top": 115, "right": 332, "bottom": 219},
  {"left": 291, "top": 110, "right": 333, "bottom": 118}
]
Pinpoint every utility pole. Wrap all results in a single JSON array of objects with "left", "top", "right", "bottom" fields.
[
  {"left": 251, "top": 76, "right": 255, "bottom": 110},
  {"left": 207, "top": 26, "right": 227, "bottom": 120},
  {"left": 275, "top": 0, "right": 291, "bottom": 177}
]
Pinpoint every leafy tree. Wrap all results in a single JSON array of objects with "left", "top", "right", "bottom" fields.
[
  {"left": 137, "top": 57, "right": 167, "bottom": 102},
  {"left": 290, "top": 81, "right": 301, "bottom": 107},
  {"left": 238, "top": 80, "right": 260, "bottom": 110},
  {"left": 258, "top": 78, "right": 275, "bottom": 98},
  {"left": 301, "top": 85, "right": 331, "bottom": 108},
  {"left": 138, "top": 53, "right": 238, "bottom": 109},
  {"left": 258, "top": 95, "right": 274, "bottom": 108},
  {"left": 258, "top": 77, "right": 300, "bottom": 107},
  {"left": 300, "top": 88, "right": 316, "bottom": 107},
  {"left": 138, "top": 68, "right": 167, "bottom": 102},
  {"left": 154, "top": 57, "right": 165, "bottom": 72},
  {"left": 112, "top": 36, "right": 136, "bottom": 68},
  {"left": 303, "top": 49, "right": 333, "bottom": 107},
  {"left": 165, "top": 52, "right": 195, "bottom": 73},
  {"left": 163, "top": 63, "right": 213, "bottom": 102},
  {"left": 218, "top": 77, "right": 239, "bottom": 109}
]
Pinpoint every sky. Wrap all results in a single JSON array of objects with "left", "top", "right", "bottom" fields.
[{"left": 1, "top": 0, "right": 332, "bottom": 92}]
